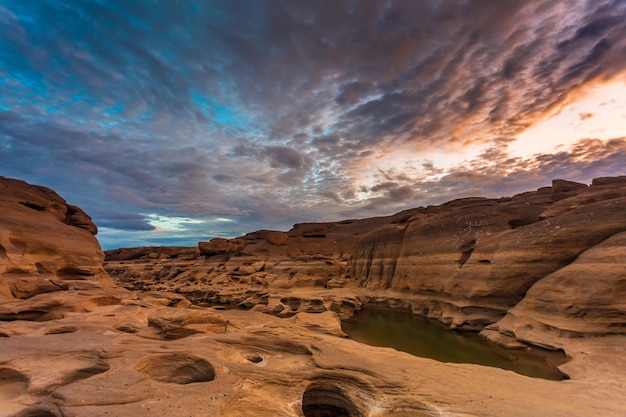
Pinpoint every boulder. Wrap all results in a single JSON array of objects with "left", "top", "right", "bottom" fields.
[{"left": 0, "top": 176, "right": 114, "bottom": 301}]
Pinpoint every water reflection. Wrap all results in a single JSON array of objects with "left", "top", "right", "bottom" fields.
[{"left": 342, "top": 308, "right": 568, "bottom": 380}]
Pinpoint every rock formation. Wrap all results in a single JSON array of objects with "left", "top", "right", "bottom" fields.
[
  {"left": 349, "top": 178, "right": 626, "bottom": 332},
  {"left": 106, "top": 177, "right": 626, "bottom": 344},
  {"left": 2, "top": 175, "right": 626, "bottom": 417},
  {"left": 0, "top": 176, "right": 114, "bottom": 301},
  {"left": 104, "top": 246, "right": 200, "bottom": 261}
]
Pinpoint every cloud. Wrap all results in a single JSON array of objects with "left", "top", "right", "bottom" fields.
[
  {"left": 334, "top": 136, "right": 626, "bottom": 217},
  {"left": 262, "top": 146, "right": 312, "bottom": 171},
  {"left": 0, "top": 0, "right": 625, "bottom": 249},
  {"left": 94, "top": 212, "right": 156, "bottom": 232}
]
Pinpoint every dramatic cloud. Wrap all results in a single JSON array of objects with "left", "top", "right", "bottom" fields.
[{"left": 0, "top": 0, "right": 625, "bottom": 249}]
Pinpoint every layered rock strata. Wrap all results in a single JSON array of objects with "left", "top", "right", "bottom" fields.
[
  {"left": 107, "top": 177, "right": 626, "bottom": 347},
  {"left": 0, "top": 176, "right": 114, "bottom": 301},
  {"left": 2, "top": 176, "right": 626, "bottom": 416},
  {"left": 348, "top": 178, "right": 626, "bottom": 331}
]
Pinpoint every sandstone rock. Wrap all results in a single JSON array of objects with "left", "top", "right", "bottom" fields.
[
  {"left": 266, "top": 231, "right": 288, "bottom": 245},
  {"left": 105, "top": 246, "right": 199, "bottom": 261},
  {"left": 3, "top": 176, "right": 626, "bottom": 416},
  {"left": 551, "top": 179, "right": 588, "bottom": 193},
  {"left": 138, "top": 291, "right": 191, "bottom": 308},
  {"left": 0, "top": 177, "right": 114, "bottom": 301},
  {"left": 292, "top": 311, "right": 346, "bottom": 337},
  {"left": 144, "top": 308, "right": 227, "bottom": 340},
  {"left": 107, "top": 177, "right": 626, "bottom": 339},
  {"left": 482, "top": 230, "right": 626, "bottom": 347},
  {"left": 198, "top": 238, "right": 246, "bottom": 257},
  {"left": 591, "top": 175, "right": 626, "bottom": 186},
  {"left": 347, "top": 178, "right": 626, "bottom": 329},
  {"left": 236, "top": 264, "right": 257, "bottom": 275}
]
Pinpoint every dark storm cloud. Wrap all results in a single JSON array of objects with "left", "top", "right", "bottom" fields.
[{"left": 1, "top": 0, "right": 625, "bottom": 248}]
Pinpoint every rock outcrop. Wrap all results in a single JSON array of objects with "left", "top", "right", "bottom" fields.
[
  {"left": 107, "top": 177, "right": 626, "bottom": 343},
  {"left": 0, "top": 176, "right": 114, "bottom": 301},
  {"left": 104, "top": 246, "right": 200, "bottom": 261},
  {"left": 2, "top": 176, "right": 626, "bottom": 417},
  {"left": 482, "top": 230, "right": 626, "bottom": 347},
  {"left": 348, "top": 178, "right": 626, "bottom": 330}
]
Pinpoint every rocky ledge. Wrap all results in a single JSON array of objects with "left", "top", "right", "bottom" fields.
[{"left": 2, "top": 175, "right": 626, "bottom": 416}]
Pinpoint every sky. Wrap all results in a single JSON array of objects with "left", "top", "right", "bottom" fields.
[{"left": 1, "top": 0, "right": 625, "bottom": 250}]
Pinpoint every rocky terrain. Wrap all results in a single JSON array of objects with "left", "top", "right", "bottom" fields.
[
  {"left": 1, "top": 175, "right": 626, "bottom": 416},
  {"left": 106, "top": 178, "right": 626, "bottom": 343}
]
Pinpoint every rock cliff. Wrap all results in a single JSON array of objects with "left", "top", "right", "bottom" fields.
[{"left": 348, "top": 178, "right": 626, "bottom": 332}]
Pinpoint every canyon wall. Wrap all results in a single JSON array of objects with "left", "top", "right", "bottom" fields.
[
  {"left": 347, "top": 178, "right": 626, "bottom": 332},
  {"left": 105, "top": 177, "right": 626, "bottom": 349}
]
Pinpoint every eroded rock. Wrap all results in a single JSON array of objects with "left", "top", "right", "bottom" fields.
[
  {"left": 3, "top": 175, "right": 625, "bottom": 416},
  {"left": 136, "top": 353, "right": 216, "bottom": 384},
  {"left": 0, "top": 177, "right": 114, "bottom": 301}
]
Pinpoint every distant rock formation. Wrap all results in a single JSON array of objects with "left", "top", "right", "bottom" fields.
[
  {"left": 0, "top": 176, "right": 114, "bottom": 301},
  {"left": 105, "top": 246, "right": 200, "bottom": 261},
  {"left": 107, "top": 177, "right": 626, "bottom": 349}
]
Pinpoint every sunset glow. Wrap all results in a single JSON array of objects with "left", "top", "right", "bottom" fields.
[{"left": 511, "top": 79, "right": 626, "bottom": 158}]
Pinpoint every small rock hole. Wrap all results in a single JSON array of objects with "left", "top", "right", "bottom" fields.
[
  {"left": 0, "top": 368, "right": 29, "bottom": 399},
  {"left": 13, "top": 407, "right": 61, "bottom": 417},
  {"left": 19, "top": 202, "right": 47, "bottom": 211},
  {"left": 246, "top": 354, "right": 263, "bottom": 363}
]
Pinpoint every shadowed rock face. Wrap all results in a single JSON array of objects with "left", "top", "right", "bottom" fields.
[{"left": 0, "top": 177, "right": 114, "bottom": 301}]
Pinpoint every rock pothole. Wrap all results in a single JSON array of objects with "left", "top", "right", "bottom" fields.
[
  {"left": 136, "top": 353, "right": 215, "bottom": 384},
  {"left": 302, "top": 382, "right": 363, "bottom": 417},
  {"left": 0, "top": 368, "right": 29, "bottom": 400},
  {"left": 246, "top": 354, "right": 263, "bottom": 363}
]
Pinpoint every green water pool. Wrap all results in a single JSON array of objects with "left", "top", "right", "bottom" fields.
[{"left": 342, "top": 308, "right": 568, "bottom": 380}]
